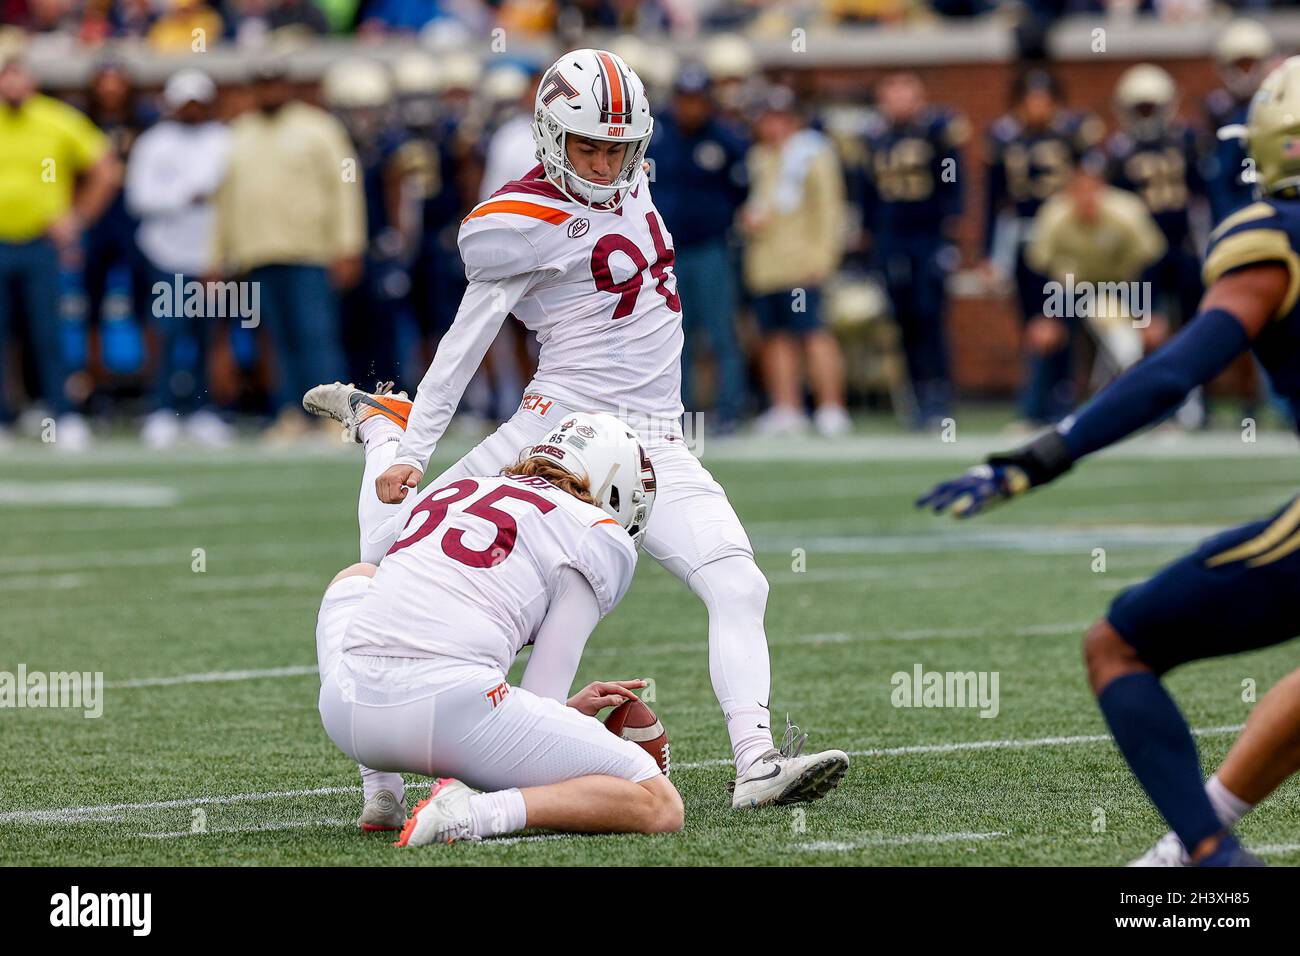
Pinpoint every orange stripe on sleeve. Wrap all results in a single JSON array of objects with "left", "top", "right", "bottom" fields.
[
  {"left": 462, "top": 200, "right": 571, "bottom": 226},
  {"left": 591, "top": 518, "right": 619, "bottom": 527}
]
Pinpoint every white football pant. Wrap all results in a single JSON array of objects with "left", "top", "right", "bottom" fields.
[
  {"left": 316, "top": 575, "right": 660, "bottom": 789},
  {"left": 357, "top": 394, "right": 775, "bottom": 772}
]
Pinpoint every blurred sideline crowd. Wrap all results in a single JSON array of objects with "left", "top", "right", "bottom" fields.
[
  {"left": 9, "top": 0, "right": 1285, "bottom": 51},
  {"left": 0, "top": 18, "right": 1290, "bottom": 451}
]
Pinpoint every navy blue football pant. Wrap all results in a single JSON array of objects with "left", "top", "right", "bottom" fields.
[
  {"left": 1109, "top": 496, "right": 1300, "bottom": 673},
  {"left": 1015, "top": 246, "right": 1074, "bottom": 425},
  {"left": 248, "top": 263, "right": 345, "bottom": 416},
  {"left": 677, "top": 239, "right": 746, "bottom": 423},
  {"left": 0, "top": 237, "right": 68, "bottom": 422},
  {"left": 882, "top": 238, "right": 954, "bottom": 422}
]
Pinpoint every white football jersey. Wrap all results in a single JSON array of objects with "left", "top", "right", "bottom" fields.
[
  {"left": 459, "top": 164, "right": 685, "bottom": 419},
  {"left": 343, "top": 474, "right": 637, "bottom": 672}
]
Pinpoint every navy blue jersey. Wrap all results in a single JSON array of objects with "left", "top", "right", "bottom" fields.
[
  {"left": 1202, "top": 198, "right": 1300, "bottom": 420},
  {"left": 1202, "top": 88, "right": 1254, "bottom": 224},
  {"left": 1106, "top": 124, "right": 1204, "bottom": 250},
  {"left": 983, "top": 110, "right": 1106, "bottom": 253},
  {"left": 357, "top": 129, "right": 410, "bottom": 242},
  {"left": 391, "top": 135, "right": 461, "bottom": 241},
  {"left": 861, "top": 108, "right": 967, "bottom": 240},
  {"left": 648, "top": 113, "right": 749, "bottom": 247}
]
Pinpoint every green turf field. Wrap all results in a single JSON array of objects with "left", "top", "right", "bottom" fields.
[{"left": 2, "top": 419, "right": 1299, "bottom": 866}]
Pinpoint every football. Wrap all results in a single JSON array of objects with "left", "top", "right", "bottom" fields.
[{"left": 604, "top": 696, "right": 671, "bottom": 777}]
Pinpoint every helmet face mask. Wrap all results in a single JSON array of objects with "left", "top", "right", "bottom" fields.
[{"left": 531, "top": 49, "right": 654, "bottom": 211}]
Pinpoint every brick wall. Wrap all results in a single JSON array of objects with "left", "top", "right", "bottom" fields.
[{"left": 797, "top": 54, "right": 1229, "bottom": 395}]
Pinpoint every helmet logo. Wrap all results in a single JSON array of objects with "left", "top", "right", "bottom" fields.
[
  {"left": 575, "top": 424, "right": 597, "bottom": 438},
  {"left": 567, "top": 218, "right": 590, "bottom": 239},
  {"left": 540, "top": 68, "right": 579, "bottom": 107}
]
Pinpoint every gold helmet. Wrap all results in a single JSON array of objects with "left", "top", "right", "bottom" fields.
[
  {"left": 1244, "top": 56, "right": 1300, "bottom": 196},
  {"left": 321, "top": 57, "right": 392, "bottom": 110},
  {"left": 1115, "top": 64, "right": 1177, "bottom": 138},
  {"left": 392, "top": 51, "right": 441, "bottom": 98},
  {"left": 1217, "top": 19, "right": 1275, "bottom": 99}
]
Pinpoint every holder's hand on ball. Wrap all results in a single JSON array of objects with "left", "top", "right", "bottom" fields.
[{"left": 568, "top": 679, "right": 646, "bottom": 716}]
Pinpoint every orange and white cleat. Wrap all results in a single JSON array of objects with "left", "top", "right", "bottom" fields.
[
  {"left": 302, "top": 381, "right": 412, "bottom": 442},
  {"left": 394, "top": 778, "right": 481, "bottom": 847}
]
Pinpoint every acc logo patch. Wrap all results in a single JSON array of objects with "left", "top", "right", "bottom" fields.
[
  {"left": 576, "top": 425, "right": 597, "bottom": 439},
  {"left": 567, "top": 218, "right": 590, "bottom": 239}
]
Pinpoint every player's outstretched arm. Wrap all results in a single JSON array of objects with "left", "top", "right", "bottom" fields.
[{"left": 917, "top": 264, "right": 1287, "bottom": 518}]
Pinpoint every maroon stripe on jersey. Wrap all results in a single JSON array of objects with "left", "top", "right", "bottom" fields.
[{"left": 490, "top": 164, "right": 568, "bottom": 202}]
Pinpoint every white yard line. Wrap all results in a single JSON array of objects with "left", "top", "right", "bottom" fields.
[
  {"left": 137, "top": 818, "right": 355, "bottom": 839},
  {"left": 1, "top": 724, "right": 1248, "bottom": 826},
  {"left": 0, "top": 481, "right": 179, "bottom": 508},
  {"left": 793, "top": 831, "right": 1007, "bottom": 852},
  {"left": 0, "top": 786, "right": 364, "bottom": 824},
  {"left": 668, "top": 724, "right": 1246, "bottom": 769},
  {"left": 106, "top": 665, "right": 320, "bottom": 689},
  {"left": 0, "top": 542, "right": 295, "bottom": 575},
  {"left": 1254, "top": 842, "right": 1300, "bottom": 856},
  {"left": 0, "top": 573, "right": 83, "bottom": 591},
  {"left": 92, "top": 619, "right": 1090, "bottom": 692}
]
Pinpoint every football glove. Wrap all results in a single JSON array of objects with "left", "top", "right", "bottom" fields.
[{"left": 916, "top": 430, "right": 1074, "bottom": 518}]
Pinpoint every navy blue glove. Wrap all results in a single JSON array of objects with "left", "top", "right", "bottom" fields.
[
  {"left": 916, "top": 430, "right": 1073, "bottom": 518},
  {"left": 915, "top": 463, "right": 1030, "bottom": 518}
]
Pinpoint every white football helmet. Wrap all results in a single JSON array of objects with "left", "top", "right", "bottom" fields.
[
  {"left": 531, "top": 48, "right": 653, "bottom": 210},
  {"left": 521, "top": 412, "right": 656, "bottom": 547}
]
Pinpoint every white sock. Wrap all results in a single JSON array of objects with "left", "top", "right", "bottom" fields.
[
  {"left": 357, "top": 422, "right": 410, "bottom": 564},
  {"left": 1206, "top": 774, "right": 1253, "bottom": 827},
  {"left": 360, "top": 765, "right": 404, "bottom": 804},
  {"left": 468, "top": 788, "right": 527, "bottom": 838},
  {"left": 359, "top": 416, "right": 402, "bottom": 452},
  {"left": 687, "top": 556, "right": 774, "bottom": 777}
]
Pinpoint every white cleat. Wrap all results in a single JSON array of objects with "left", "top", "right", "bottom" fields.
[
  {"left": 395, "top": 778, "right": 481, "bottom": 847},
  {"left": 141, "top": 410, "right": 182, "bottom": 449},
  {"left": 729, "top": 720, "right": 849, "bottom": 810},
  {"left": 1129, "top": 831, "right": 1190, "bottom": 867},
  {"left": 185, "top": 409, "right": 235, "bottom": 448},
  {"left": 813, "top": 404, "right": 852, "bottom": 438},
  {"left": 53, "top": 413, "right": 93, "bottom": 453},
  {"left": 358, "top": 789, "right": 407, "bottom": 833},
  {"left": 302, "top": 381, "right": 411, "bottom": 442}
]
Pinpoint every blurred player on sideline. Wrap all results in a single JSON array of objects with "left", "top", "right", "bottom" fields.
[
  {"left": 1203, "top": 19, "right": 1276, "bottom": 223},
  {"left": 919, "top": 56, "right": 1300, "bottom": 866},
  {"left": 310, "top": 397, "right": 682, "bottom": 843},
  {"left": 861, "top": 72, "right": 967, "bottom": 429},
  {"left": 315, "top": 48, "right": 848, "bottom": 814},
  {"left": 983, "top": 69, "right": 1106, "bottom": 427}
]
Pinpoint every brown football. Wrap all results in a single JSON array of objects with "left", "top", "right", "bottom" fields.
[{"left": 604, "top": 696, "right": 671, "bottom": 777}]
